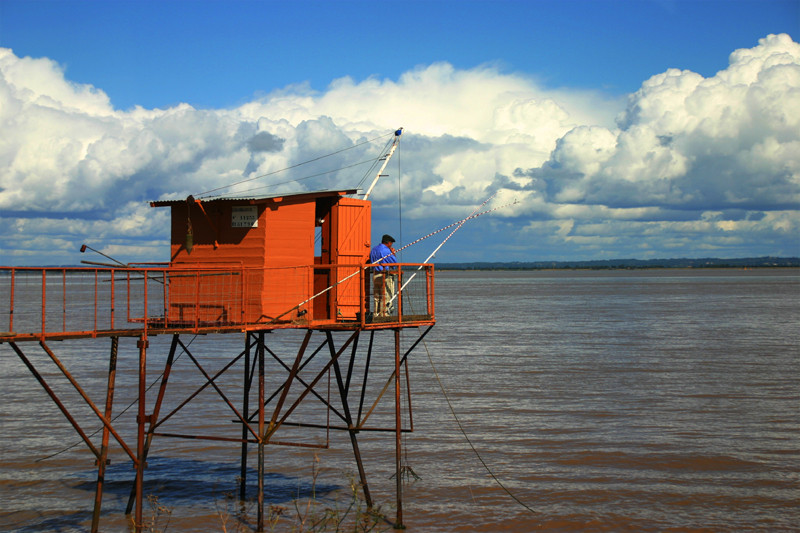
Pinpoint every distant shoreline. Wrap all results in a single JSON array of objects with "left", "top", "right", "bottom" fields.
[
  {"left": 11, "top": 256, "right": 800, "bottom": 271},
  {"left": 435, "top": 257, "right": 800, "bottom": 271}
]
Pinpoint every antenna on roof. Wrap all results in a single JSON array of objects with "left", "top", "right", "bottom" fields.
[{"left": 362, "top": 128, "right": 402, "bottom": 200}]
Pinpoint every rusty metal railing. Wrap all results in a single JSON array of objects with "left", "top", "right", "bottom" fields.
[{"left": 0, "top": 264, "right": 435, "bottom": 340}]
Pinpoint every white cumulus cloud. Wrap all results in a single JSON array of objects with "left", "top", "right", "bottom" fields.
[
  {"left": 1, "top": 34, "right": 798, "bottom": 265},
  {"left": 532, "top": 34, "right": 800, "bottom": 212}
]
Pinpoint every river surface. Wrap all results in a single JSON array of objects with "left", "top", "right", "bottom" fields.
[{"left": 1, "top": 269, "right": 798, "bottom": 532}]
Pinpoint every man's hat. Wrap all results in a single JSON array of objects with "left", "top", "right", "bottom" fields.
[{"left": 382, "top": 234, "right": 396, "bottom": 243}]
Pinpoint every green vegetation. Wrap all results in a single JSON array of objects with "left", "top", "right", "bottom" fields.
[{"left": 130, "top": 456, "right": 390, "bottom": 533}]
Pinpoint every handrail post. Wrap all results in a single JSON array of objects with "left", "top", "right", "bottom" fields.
[
  {"left": 428, "top": 266, "right": 434, "bottom": 316},
  {"left": 94, "top": 269, "right": 99, "bottom": 333},
  {"left": 110, "top": 270, "right": 115, "bottom": 330},
  {"left": 143, "top": 269, "right": 149, "bottom": 335},
  {"left": 194, "top": 271, "right": 200, "bottom": 330},
  {"left": 397, "top": 265, "right": 403, "bottom": 322},
  {"left": 162, "top": 268, "right": 169, "bottom": 328},
  {"left": 240, "top": 267, "right": 246, "bottom": 325},
  {"left": 8, "top": 268, "right": 15, "bottom": 332},
  {"left": 41, "top": 269, "right": 46, "bottom": 337},
  {"left": 62, "top": 269, "right": 66, "bottom": 332},
  {"left": 360, "top": 266, "right": 366, "bottom": 327}
]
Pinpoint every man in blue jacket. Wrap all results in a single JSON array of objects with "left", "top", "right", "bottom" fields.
[{"left": 370, "top": 234, "right": 397, "bottom": 317}]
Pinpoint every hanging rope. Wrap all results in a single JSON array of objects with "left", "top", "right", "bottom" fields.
[
  {"left": 381, "top": 196, "right": 535, "bottom": 513},
  {"left": 422, "top": 337, "right": 537, "bottom": 515}
]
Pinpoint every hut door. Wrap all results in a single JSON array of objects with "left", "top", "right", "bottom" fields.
[
  {"left": 314, "top": 200, "right": 333, "bottom": 320},
  {"left": 331, "top": 198, "right": 371, "bottom": 320}
]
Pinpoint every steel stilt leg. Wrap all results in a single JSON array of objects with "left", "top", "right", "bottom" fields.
[
  {"left": 134, "top": 335, "right": 148, "bottom": 532},
  {"left": 394, "top": 328, "right": 405, "bottom": 529},
  {"left": 92, "top": 336, "right": 118, "bottom": 533},
  {"left": 257, "top": 332, "right": 265, "bottom": 532},
  {"left": 126, "top": 333, "right": 179, "bottom": 515},
  {"left": 240, "top": 333, "right": 253, "bottom": 501},
  {"left": 328, "top": 331, "right": 373, "bottom": 507}
]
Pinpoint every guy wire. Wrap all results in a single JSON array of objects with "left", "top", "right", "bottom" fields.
[
  {"left": 207, "top": 157, "right": 380, "bottom": 199},
  {"left": 354, "top": 135, "right": 396, "bottom": 192},
  {"left": 421, "top": 337, "right": 537, "bottom": 514},
  {"left": 197, "top": 130, "right": 395, "bottom": 198},
  {"left": 386, "top": 195, "right": 534, "bottom": 513}
]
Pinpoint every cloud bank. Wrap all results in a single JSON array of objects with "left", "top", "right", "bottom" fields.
[{"left": 1, "top": 34, "right": 798, "bottom": 265}]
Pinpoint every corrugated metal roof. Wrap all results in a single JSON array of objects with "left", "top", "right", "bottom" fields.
[{"left": 150, "top": 189, "right": 360, "bottom": 207}]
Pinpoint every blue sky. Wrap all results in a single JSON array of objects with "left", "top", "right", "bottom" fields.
[
  {"left": 1, "top": 0, "right": 798, "bottom": 265},
  {"left": 4, "top": 0, "right": 796, "bottom": 109}
]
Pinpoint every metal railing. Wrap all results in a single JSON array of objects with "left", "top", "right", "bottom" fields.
[{"left": 0, "top": 264, "right": 435, "bottom": 340}]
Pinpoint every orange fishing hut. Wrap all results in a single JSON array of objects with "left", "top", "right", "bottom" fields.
[
  {"left": 1, "top": 185, "right": 436, "bottom": 531},
  {"left": 151, "top": 189, "right": 433, "bottom": 328}
]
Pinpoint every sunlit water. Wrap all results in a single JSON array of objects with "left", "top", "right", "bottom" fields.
[{"left": 1, "top": 269, "right": 798, "bottom": 532}]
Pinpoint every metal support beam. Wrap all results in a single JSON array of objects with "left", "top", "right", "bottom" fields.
[
  {"left": 359, "top": 325, "right": 433, "bottom": 429},
  {"left": 262, "top": 338, "right": 346, "bottom": 423},
  {"left": 149, "top": 338, "right": 255, "bottom": 441},
  {"left": 263, "top": 330, "right": 359, "bottom": 442},
  {"left": 3, "top": 320, "right": 434, "bottom": 531},
  {"left": 92, "top": 336, "right": 118, "bottom": 533},
  {"left": 327, "top": 331, "right": 373, "bottom": 507},
  {"left": 240, "top": 332, "right": 254, "bottom": 501},
  {"left": 133, "top": 334, "right": 148, "bottom": 532},
  {"left": 267, "top": 330, "right": 313, "bottom": 435},
  {"left": 7, "top": 341, "right": 101, "bottom": 458},
  {"left": 38, "top": 340, "right": 137, "bottom": 462},
  {"left": 126, "top": 333, "right": 180, "bottom": 515},
  {"left": 257, "top": 332, "right": 265, "bottom": 532},
  {"left": 357, "top": 330, "right": 375, "bottom": 426}
]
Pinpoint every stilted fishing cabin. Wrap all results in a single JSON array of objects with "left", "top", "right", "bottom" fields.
[
  {"left": 154, "top": 188, "right": 432, "bottom": 328},
  {"left": 0, "top": 131, "right": 437, "bottom": 531}
]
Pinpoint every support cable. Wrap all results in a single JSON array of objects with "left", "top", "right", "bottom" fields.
[
  {"left": 196, "top": 130, "right": 394, "bottom": 198},
  {"left": 202, "top": 157, "right": 381, "bottom": 200},
  {"left": 355, "top": 136, "right": 399, "bottom": 192},
  {"left": 421, "top": 338, "right": 537, "bottom": 514}
]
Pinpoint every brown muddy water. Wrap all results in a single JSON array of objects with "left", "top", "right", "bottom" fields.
[{"left": 1, "top": 269, "right": 798, "bottom": 532}]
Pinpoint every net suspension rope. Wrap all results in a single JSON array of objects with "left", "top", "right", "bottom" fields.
[
  {"left": 362, "top": 192, "right": 535, "bottom": 516},
  {"left": 399, "top": 198, "right": 537, "bottom": 516}
]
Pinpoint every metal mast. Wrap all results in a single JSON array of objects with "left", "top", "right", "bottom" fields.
[{"left": 363, "top": 128, "right": 403, "bottom": 200}]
